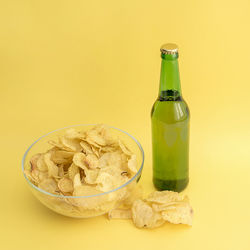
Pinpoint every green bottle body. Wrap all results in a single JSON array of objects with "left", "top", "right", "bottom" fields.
[{"left": 151, "top": 51, "right": 190, "bottom": 192}]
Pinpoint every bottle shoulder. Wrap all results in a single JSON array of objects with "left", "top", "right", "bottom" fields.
[{"left": 151, "top": 98, "right": 190, "bottom": 123}]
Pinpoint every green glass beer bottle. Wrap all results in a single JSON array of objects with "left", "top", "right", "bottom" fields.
[{"left": 151, "top": 43, "right": 190, "bottom": 192}]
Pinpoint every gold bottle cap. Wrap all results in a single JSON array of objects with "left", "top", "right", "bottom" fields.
[{"left": 160, "top": 43, "right": 178, "bottom": 55}]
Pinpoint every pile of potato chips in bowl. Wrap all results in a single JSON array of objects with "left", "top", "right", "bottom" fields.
[{"left": 22, "top": 124, "right": 144, "bottom": 218}]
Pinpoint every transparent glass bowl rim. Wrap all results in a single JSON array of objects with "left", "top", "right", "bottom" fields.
[{"left": 22, "top": 124, "right": 145, "bottom": 199}]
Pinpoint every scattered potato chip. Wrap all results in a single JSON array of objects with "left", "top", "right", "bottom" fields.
[
  {"left": 151, "top": 201, "right": 188, "bottom": 212},
  {"left": 161, "top": 203, "right": 193, "bottom": 226},
  {"left": 131, "top": 199, "right": 165, "bottom": 228},
  {"left": 141, "top": 191, "right": 193, "bottom": 227},
  {"left": 110, "top": 190, "right": 193, "bottom": 229},
  {"left": 108, "top": 209, "right": 132, "bottom": 219},
  {"left": 146, "top": 190, "right": 186, "bottom": 204}
]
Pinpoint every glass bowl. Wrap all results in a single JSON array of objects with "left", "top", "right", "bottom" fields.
[{"left": 22, "top": 124, "right": 144, "bottom": 218}]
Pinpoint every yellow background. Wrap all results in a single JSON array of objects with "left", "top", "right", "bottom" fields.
[{"left": 1, "top": 0, "right": 250, "bottom": 249}]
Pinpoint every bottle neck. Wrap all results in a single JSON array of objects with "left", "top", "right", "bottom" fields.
[{"left": 158, "top": 53, "right": 182, "bottom": 101}]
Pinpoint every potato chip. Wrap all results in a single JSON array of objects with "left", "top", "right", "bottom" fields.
[
  {"left": 44, "top": 152, "right": 58, "bottom": 178},
  {"left": 85, "top": 154, "right": 99, "bottom": 169},
  {"left": 90, "top": 145, "right": 100, "bottom": 158},
  {"left": 58, "top": 165, "right": 64, "bottom": 178},
  {"left": 134, "top": 191, "right": 193, "bottom": 228},
  {"left": 161, "top": 203, "right": 193, "bottom": 226},
  {"left": 65, "top": 128, "right": 85, "bottom": 140},
  {"left": 37, "top": 155, "right": 48, "bottom": 172},
  {"left": 120, "top": 153, "right": 128, "bottom": 168},
  {"left": 109, "top": 189, "right": 193, "bottom": 229},
  {"left": 86, "top": 127, "right": 107, "bottom": 146},
  {"left": 31, "top": 168, "right": 40, "bottom": 183},
  {"left": 99, "top": 152, "right": 122, "bottom": 169},
  {"left": 24, "top": 169, "right": 38, "bottom": 184},
  {"left": 152, "top": 201, "right": 184, "bottom": 212},
  {"left": 99, "top": 125, "right": 117, "bottom": 145},
  {"left": 108, "top": 209, "right": 132, "bottom": 219},
  {"left": 73, "top": 185, "right": 100, "bottom": 196},
  {"left": 146, "top": 190, "right": 186, "bottom": 204},
  {"left": 127, "top": 154, "right": 137, "bottom": 175},
  {"left": 100, "top": 146, "right": 116, "bottom": 153},
  {"left": 38, "top": 171, "right": 49, "bottom": 182},
  {"left": 96, "top": 172, "right": 114, "bottom": 192},
  {"left": 97, "top": 165, "right": 129, "bottom": 192},
  {"left": 80, "top": 141, "right": 93, "bottom": 154},
  {"left": 68, "top": 163, "right": 79, "bottom": 180},
  {"left": 30, "top": 153, "right": 41, "bottom": 170},
  {"left": 84, "top": 169, "right": 99, "bottom": 185},
  {"left": 131, "top": 199, "right": 165, "bottom": 228},
  {"left": 85, "top": 138, "right": 102, "bottom": 148},
  {"left": 72, "top": 185, "right": 104, "bottom": 209},
  {"left": 60, "top": 136, "right": 82, "bottom": 152},
  {"left": 48, "top": 140, "right": 72, "bottom": 151},
  {"left": 58, "top": 177, "right": 74, "bottom": 193},
  {"left": 79, "top": 168, "right": 86, "bottom": 180},
  {"left": 73, "top": 173, "right": 82, "bottom": 188},
  {"left": 38, "top": 178, "right": 58, "bottom": 194},
  {"left": 73, "top": 152, "right": 88, "bottom": 171},
  {"left": 24, "top": 169, "right": 32, "bottom": 179},
  {"left": 119, "top": 140, "right": 132, "bottom": 156},
  {"left": 51, "top": 150, "right": 74, "bottom": 164},
  {"left": 98, "top": 165, "right": 121, "bottom": 176}
]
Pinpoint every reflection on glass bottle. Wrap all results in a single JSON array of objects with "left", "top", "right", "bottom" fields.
[{"left": 151, "top": 44, "right": 190, "bottom": 192}]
